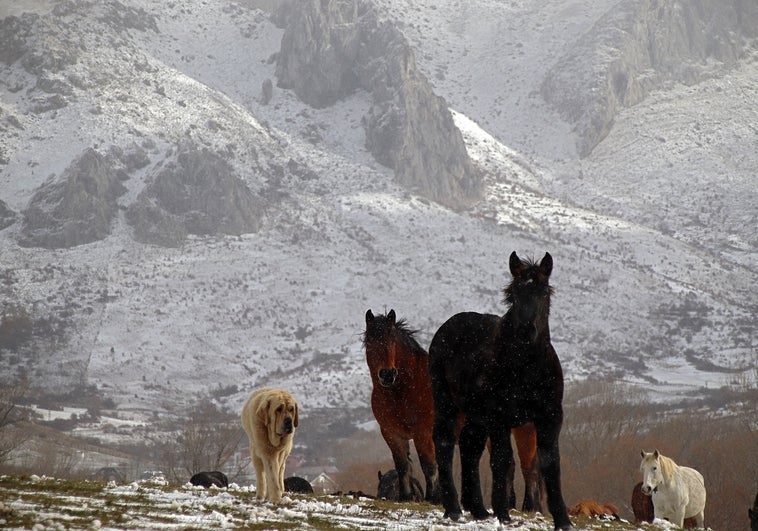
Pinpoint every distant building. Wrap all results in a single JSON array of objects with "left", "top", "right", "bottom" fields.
[
  {"left": 310, "top": 472, "right": 339, "bottom": 495},
  {"left": 285, "top": 465, "right": 340, "bottom": 494}
]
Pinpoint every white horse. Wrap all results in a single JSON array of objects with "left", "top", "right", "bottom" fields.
[{"left": 640, "top": 449, "right": 706, "bottom": 528}]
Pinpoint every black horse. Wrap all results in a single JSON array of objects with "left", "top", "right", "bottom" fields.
[
  {"left": 284, "top": 476, "right": 314, "bottom": 494},
  {"left": 376, "top": 469, "right": 424, "bottom": 501},
  {"left": 189, "top": 470, "right": 229, "bottom": 488},
  {"left": 429, "top": 251, "right": 571, "bottom": 530}
]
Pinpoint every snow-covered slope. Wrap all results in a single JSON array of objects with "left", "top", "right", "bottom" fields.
[{"left": 0, "top": 0, "right": 755, "bottom": 422}]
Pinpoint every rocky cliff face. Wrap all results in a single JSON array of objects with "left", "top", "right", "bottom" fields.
[
  {"left": 0, "top": 199, "right": 15, "bottom": 230},
  {"left": 541, "top": 0, "right": 758, "bottom": 157},
  {"left": 19, "top": 148, "right": 128, "bottom": 249},
  {"left": 276, "top": 0, "right": 481, "bottom": 209},
  {"left": 126, "top": 142, "right": 265, "bottom": 247}
]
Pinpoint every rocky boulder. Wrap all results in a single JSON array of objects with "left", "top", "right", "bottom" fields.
[
  {"left": 0, "top": 199, "right": 16, "bottom": 230},
  {"left": 19, "top": 148, "right": 127, "bottom": 248},
  {"left": 126, "top": 142, "right": 264, "bottom": 247},
  {"left": 276, "top": 0, "right": 481, "bottom": 209}
]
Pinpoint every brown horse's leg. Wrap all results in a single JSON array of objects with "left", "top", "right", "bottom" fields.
[
  {"left": 381, "top": 427, "right": 414, "bottom": 501},
  {"left": 414, "top": 432, "right": 439, "bottom": 504},
  {"left": 513, "top": 423, "right": 543, "bottom": 512}
]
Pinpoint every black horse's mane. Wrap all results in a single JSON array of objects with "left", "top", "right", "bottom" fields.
[
  {"left": 363, "top": 314, "right": 427, "bottom": 357},
  {"left": 502, "top": 256, "right": 555, "bottom": 307}
]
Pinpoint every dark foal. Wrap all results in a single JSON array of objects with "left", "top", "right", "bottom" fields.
[{"left": 429, "top": 252, "right": 571, "bottom": 530}]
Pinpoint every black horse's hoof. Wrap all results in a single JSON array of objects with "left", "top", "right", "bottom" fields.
[
  {"left": 443, "top": 510, "right": 462, "bottom": 521},
  {"left": 470, "top": 507, "right": 491, "bottom": 520}
]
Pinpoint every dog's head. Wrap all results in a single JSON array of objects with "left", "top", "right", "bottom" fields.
[{"left": 257, "top": 390, "right": 299, "bottom": 445}]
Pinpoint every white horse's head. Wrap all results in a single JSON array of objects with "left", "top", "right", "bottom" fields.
[{"left": 640, "top": 449, "right": 665, "bottom": 495}]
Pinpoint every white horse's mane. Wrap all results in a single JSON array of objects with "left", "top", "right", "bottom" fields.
[{"left": 656, "top": 452, "right": 677, "bottom": 483}]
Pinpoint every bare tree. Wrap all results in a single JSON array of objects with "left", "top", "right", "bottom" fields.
[
  {"left": 158, "top": 399, "right": 244, "bottom": 483},
  {"left": 0, "top": 378, "right": 31, "bottom": 465}
]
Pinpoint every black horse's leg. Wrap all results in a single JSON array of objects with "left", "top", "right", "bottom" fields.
[
  {"left": 459, "top": 422, "right": 489, "bottom": 520},
  {"left": 432, "top": 407, "right": 461, "bottom": 519},
  {"left": 489, "top": 427, "right": 514, "bottom": 522},
  {"left": 507, "top": 451, "right": 517, "bottom": 510},
  {"left": 535, "top": 422, "right": 571, "bottom": 530}
]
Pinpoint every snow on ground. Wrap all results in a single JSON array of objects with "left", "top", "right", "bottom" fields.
[{"left": 0, "top": 474, "right": 685, "bottom": 530}]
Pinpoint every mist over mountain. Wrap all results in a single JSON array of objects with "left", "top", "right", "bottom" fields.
[{"left": 0, "top": 0, "right": 755, "bottom": 427}]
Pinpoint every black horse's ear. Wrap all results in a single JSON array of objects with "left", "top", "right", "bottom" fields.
[
  {"left": 387, "top": 309, "right": 396, "bottom": 325},
  {"left": 366, "top": 309, "right": 374, "bottom": 324},
  {"left": 509, "top": 251, "right": 522, "bottom": 276},
  {"left": 540, "top": 252, "right": 553, "bottom": 277}
]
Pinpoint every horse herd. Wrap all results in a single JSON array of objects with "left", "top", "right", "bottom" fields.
[{"left": 363, "top": 251, "right": 712, "bottom": 530}]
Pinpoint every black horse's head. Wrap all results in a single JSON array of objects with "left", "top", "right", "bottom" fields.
[{"left": 503, "top": 251, "right": 553, "bottom": 339}]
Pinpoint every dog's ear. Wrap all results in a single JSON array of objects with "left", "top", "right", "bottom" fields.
[
  {"left": 256, "top": 398, "right": 271, "bottom": 425},
  {"left": 293, "top": 401, "right": 299, "bottom": 428}
]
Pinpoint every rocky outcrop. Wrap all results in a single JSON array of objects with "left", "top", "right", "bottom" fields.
[
  {"left": 275, "top": 0, "right": 481, "bottom": 209},
  {"left": 541, "top": 0, "right": 758, "bottom": 157},
  {"left": 0, "top": 199, "right": 16, "bottom": 230},
  {"left": 19, "top": 148, "right": 128, "bottom": 248},
  {"left": 126, "top": 142, "right": 264, "bottom": 247}
]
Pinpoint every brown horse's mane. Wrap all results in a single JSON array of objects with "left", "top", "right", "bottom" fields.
[{"left": 363, "top": 315, "right": 427, "bottom": 358}]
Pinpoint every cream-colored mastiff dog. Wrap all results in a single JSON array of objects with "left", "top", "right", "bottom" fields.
[{"left": 241, "top": 388, "right": 299, "bottom": 503}]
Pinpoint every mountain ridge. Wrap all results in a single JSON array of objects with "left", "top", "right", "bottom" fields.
[{"left": 0, "top": 0, "right": 755, "bottom": 421}]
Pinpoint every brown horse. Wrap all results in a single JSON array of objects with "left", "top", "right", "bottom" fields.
[
  {"left": 568, "top": 499, "right": 620, "bottom": 519},
  {"left": 364, "top": 309, "right": 544, "bottom": 509}
]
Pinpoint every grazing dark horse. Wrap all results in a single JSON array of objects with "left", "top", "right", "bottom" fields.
[
  {"left": 429, "top": 251, "right": 571, "bottom": 530},
  {"left": 189, "top": 470, "right": 229, "bottom": 488},
  {"left": 284, "top": 476, "right": 314, "bottom": 494},
  {"left": 364, "top": 309, "right": 544, "bottom": 508},
  {"left": 632, "top": 481, "right": 654, "bottom": 523},
  {"left": 376, "top": 469, "right": 424, "bottom": 501}
]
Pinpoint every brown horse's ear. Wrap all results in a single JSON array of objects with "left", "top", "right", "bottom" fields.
[
  {"left": 509, "top": 251, "right": 523, "bottom": 276},
  {"left": 387, "top": 309, "right": 396, "bottom": 325},
  {"left": 540, "top": 252, "right": 553, "bottom": 277},
  {"left": 366, "top": 309, "right": 374, "bottom": 325}
]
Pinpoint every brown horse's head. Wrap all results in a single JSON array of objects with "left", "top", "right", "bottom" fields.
[{"left": 364, "top": 309, "right": 400, "bottom": 387}]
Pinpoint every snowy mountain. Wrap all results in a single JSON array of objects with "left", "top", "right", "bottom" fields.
[{"left": 0, "top": 0, "right": 755, "bottom": 425}]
